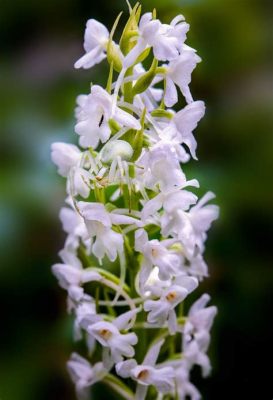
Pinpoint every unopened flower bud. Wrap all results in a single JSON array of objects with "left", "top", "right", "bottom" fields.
[{"left": 101, "top": 140, "right": 133, "bottom": 163}]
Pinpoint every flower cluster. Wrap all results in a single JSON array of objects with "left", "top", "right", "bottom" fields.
[{"left": 51, "top": 3, "right": 219, "bottom": 400}]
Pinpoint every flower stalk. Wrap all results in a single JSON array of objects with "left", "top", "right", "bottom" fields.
[{"left": 51, "top": 3, "right": 219, "bottom": 399}]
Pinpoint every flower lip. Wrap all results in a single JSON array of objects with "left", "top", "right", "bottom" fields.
[
  {"left": 137, "top": 368, "right": 150, "bottom": 381},
  {"left": 99, "top": 328, "right": 113, "bottom": 340},
  {"left": 165, "top": 291, "right": 177, "bottom": 302},
  {"left": 151, "top": 247, "right": 159, "bottom": 257}
]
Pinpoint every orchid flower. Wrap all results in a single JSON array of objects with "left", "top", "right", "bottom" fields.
[
  {"left": 74, "top": 19, "right": 109, "bottom": 69},
  {"left": 78, "top": 201, "right": 143, "bottom": 263},
  {"left": 67, "top": 353, "right": 106, "bottom": 399},
  {"left": 88, "top": 308, "right": 140, "bottom": 365},
  {"left": 75, "top": 85, "right": 140, "bottom": 149},
  {"left": 116, "top": 339, "right": 175, "bottom": 400},
  {"left": 164, "top": 46, "right": 202, "bottom": 107}
]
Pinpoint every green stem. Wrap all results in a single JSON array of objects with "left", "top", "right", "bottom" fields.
[
  {"left": 90, "top": 267, "right": 131, "bottom": 293},
  {"left": 159, "top": 78, "right": 167, "bottom": 109},
  {"left": 77, "top": 244, "right": 91, "bottom": 268},
  {"left": 136, "top": 309, "right": 148, "bottom": 362},
  {"left": 169, "top": 335, "right": 175, "bottom": 357},
  {"left": 103, "top": 374, "right": 134, "bottom": 400},
  {"left": 103, "top": 287, "right": 116, "bottom": 317}
]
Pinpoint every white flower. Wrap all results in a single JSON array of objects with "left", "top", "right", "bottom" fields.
[
  {"left": 124, "top": 13, "right": 189, "bottom": 66},
  {"left": 183, "top": 253, "right": 209, "bottom": 280},
  {"left": 137, "top": 143, "right": 186, "bottom": 191},
  {"left": 75, "top": 19, "right": 109, "bottom": 69},
  {"left": 67, "top": 167, "right": 92, "bottom": 198},
  {"left": 182, "top": 294, "right": 217, "bottom": 377},
  {"left": 78, "top": 201, "right": 142, "bottom": 262},
  {"left": 73, "top": 296, "right": 100, "bottom": 350},
  {"left": 162, "top": 101, "right": 205, "bottom": 159},
  {"left": 75, "top": 85, "right": 140, "bottom": 149},
  {"left": 173, "top": 360, "right": 201, "bottom": 400},
  {"left": 164, "top": 46, "right": 201, "bottom": 107},
  {"left": 144, "top": 275, "right": 198, "bottom": 334},
  {"left": 51, "top": 142, "right": 81, "bottom": 177},
  {"left": 183, "top": 339, "right": 212, "bottom": 378},
  {"left": 52, "top": 248, "right": 102, "bottom": 301},
  {"left": 135, "top": 228, "right": 183, "bottom": 285},
  {"left": 59, "top": 205, "right": 89, "bottom": 251},
  {"left": 141, "top": 185, "right": 198, "bottom": 221},
  {"left": 184, "top": 293, "right": 217, "bottom": 348},
  {"left": 116, "top": 339, "right": 175, "bottom": 399},
  {"left": 67, "top": 352, "right": 106, "bottom": 399},
  {"left": 161, "top": 192, "right": 219, "bottom": 258},
  {"left": 88, "top": 308, "right": 139, "bottom": 364}
]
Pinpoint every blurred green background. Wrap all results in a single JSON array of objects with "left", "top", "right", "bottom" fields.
[{"left": 0, "top": 0, "right": 272, "bottom": 399}]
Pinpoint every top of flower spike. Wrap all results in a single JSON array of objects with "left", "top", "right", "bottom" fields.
[
  {"left": 74, "top": 5, "right": 190, "bottom": 69},
  {"left": 70, "top": 3, "right": 205, "bottom": 161}
]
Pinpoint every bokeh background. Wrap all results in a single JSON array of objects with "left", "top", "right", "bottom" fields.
[{"left": 0, "top": 0, "right": 272, "bottom": 399}]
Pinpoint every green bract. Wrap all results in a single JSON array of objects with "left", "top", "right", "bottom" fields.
[{"left": 132, "top": 58, "right": 158, "bottom": 96}]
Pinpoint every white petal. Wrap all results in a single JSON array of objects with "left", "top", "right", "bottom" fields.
[
  {"left": 168, "top": 310, "right": 177, "bottom": 335},
  {"left": 115, "top": 107, "right": 141, "bottom": 130},
  {"left": 51, "top": 142, "right": 81, "bottom": 177},
  {"left": 143, "top": 339, "right": 164, "bottom": 366},
  {"left": 92, "top": 237, "right": 106, "bottom": 262},
  {"left": 116, "top": 359, "right": 137, "bottom": 378},
  {"left": 189, "top": 293, "right": 210, "bottom": 315},
  {"left": 174, "top": 101, "right": 205, "bottom": 139},
  {"left": 84, "top": 19, "right": 109, "bottom": 52},
  {"left": 164, "top": 76, "right": 178, "bottom": 107},
  {"left": 111, "top": 213, "right": 143, "bottom": 227},
  {"left": 78, "top": 202, "right": 111, "bottom": 227},
  {"left": 141, "top": 194, "right": 163, "bottom": 220},
  {"left": 81, "top": 270, "right": 102, "bottom": 283},
  {"left": 123, "top": 40, "right": 146, "bottom": 68},
  {"left": 184, "top": 133, "right": 198, "bottom": 159},
  {"left": 135, "top": 384, "right": 148, "bottom": 400},
  {"left": 102, "top": 230, "right": 123, "bottom": 262},
  {"left": 113, "top": 307, "right": 141, "bottom": 330},
  {"left": 175, "top": 276, "right": 199, "bottom": 293},
  {"left": 74, "top": 46, "right": 103, "bottom": 69},
  {"left": 135, "top": 228, "right": 148, "bottom": 252},
  {"left": 170, "top": 14, "right": 185, "bottom": 26},
  {"left": 52, "top": 263, "right": 81, "bottom": 288},
  {"left": 139, "top": 259, "right": 153, "bottom": 292}
]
